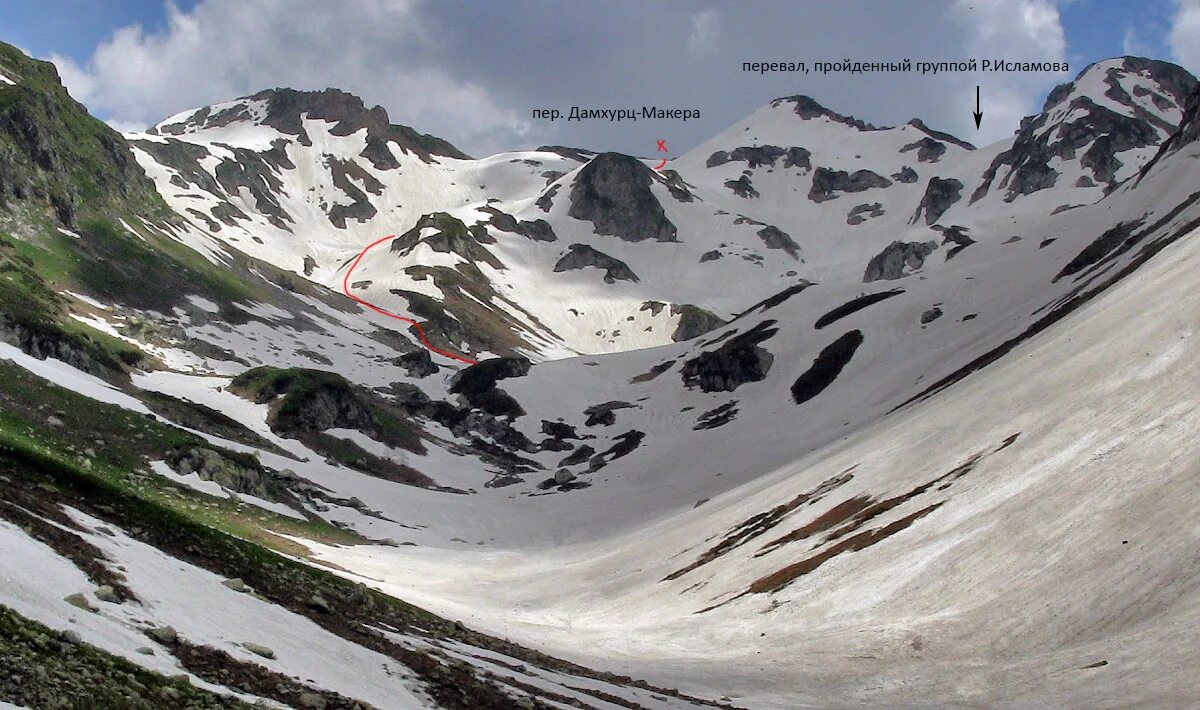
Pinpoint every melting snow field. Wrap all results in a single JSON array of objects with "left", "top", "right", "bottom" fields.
[{"left": 294, "top": 228, "right": 1200, "bottom": 707}]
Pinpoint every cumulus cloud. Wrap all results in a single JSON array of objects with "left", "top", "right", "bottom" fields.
[
  {"left": 687, "top": 9, "right": 722, "bottom": 54},
  {"left": 48, "top": 0, "right": 1083, "bottom": 155},
  {"left": 50, "top": 0, "right": 530, "bottom": 155},
  {"left": 946, "top": 0, "right": 1069, "bottom": 145},
  {"left": 1170, "top": 0, "right": 1200, "bottom": 71}
]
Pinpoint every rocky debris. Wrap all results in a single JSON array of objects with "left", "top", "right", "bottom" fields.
[
  {"left": 553, "top": 469, "right": 576, "bottom": 486},
  {"left": 480, "top": 205, "right": 557, "bottom": 241},
  {"left": 94, "top": 585, "right": 120, "bottom": 604},
  {"left": 449, "top": 357, "right": 531, "bottom": 418},
  {"left": 770, "top": 95, "right": 883, "bottom": 131},
  {"left": 146, "top": 626, "right": 178, "bottom": 645},
  {"left": 891, "top": 166, "right": 919, "bottom": 183},
  {"left": 554, "top": 244, "right": 639, "bottom": 283},
  {"left": 305, "top": 595, "right": 330, "bottom": 613},
  {"left": 921, "top": 307, "right": 944, "bottom": 324},
  {"left": 221, "top": 577, "right": 249, "bottom": 593},
  {"left": 396, "top": 349, "right": 439, "bottom": 378},
  {"left": 814, "top": 289, "right": 905, "bottom": 329},
  {"left": 323, "top": 156, "right": 381, "bottom": 228},
  {"left": 536, "top": 184, "right": 560, "bottom": 212},
  {"left": 670, "top": 304, "right": 727, "bottom": 342},
  {"left": 911, "top": 177, "right": 964, "bottom": 225},
  {"left": 863, "top": 240, "right": 938, "bottom": 282},
  {"left": 243, "top": 642, "right": 276, "bottom": 660},
  {"left": 694, "top": 402, "right": 738, "bottom": 430},
  {"left": 568, "top": 152, "right": 677, "bottom": 242},
  {"left": 655, "top": 169, "right": 696, "bottom": 202},
  {"left": 900, "top": 136, "right": 947, "bottom": 162},
  {"left": 723, "top": 174, "right": 759, "bottom": 198},
  {"left": 1054, "top": 219, "right": 1145, "bottom": 282},
  {"left": 847, "top": 203, "right": 884, "bottom": 225},
  {"left": 935, "top": 225, "right": 976, "bottom": 259},
  {"left": 583, "top": 401, "right": 635, "bottom": 427},
  {"left": 135, "top": 646, "right": 155, "bottom": 656},
  {"left": 681, "top": 320, "right": 778, "bottom": 392},
  {"left": 906, "top": 118, "right": 977, "bottom": 150},
  {"left": 165, "top": 446, "right": 301, "bottom": 506},
  {"left": 791, "top": 330, "right": 865, "bottom": 405},
  {"left": 64, "top": 593, "right": 96, "bottom": 612},
  {"left": 756, "top": 226, "right": 801, "bottom": 260},
  {"left": 808, "top": 167, "right": 891, "bottom": 202},
  {"left": 536, "top": 145, "right": 597, "bottom": 162},
  {"left": 735, "top": 280, "right": 815, "bottom": 317},
  {"left": 706, "top": 145, "right": 812, "bottom": 170},
  {"left": 699, "top": 249, "right": 722, "bottom": 262},
  {"left": 640, "top": 300, "right": 666, "bottom": 316},
  {"left": 587, "top": 430, "right": 646, "bottom": 472},
  {"left": 1138, "top": 80, "right": 1200, "bottom": 179},
  {"left": 390, "top": 212, "right": 502, "bottom": 269},
  {"left": 972, "top": 59, "right": 1194, "bottom": 203},
  {"left": 559, "top": 445, "right": 595, "bottom": 467}
]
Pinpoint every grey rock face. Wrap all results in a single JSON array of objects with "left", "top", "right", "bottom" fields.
[
  {"left": 723, "top": 175, "right": 759, "bottom": 198},
  {"left": 669, "top": 305, "right": 727, "bottom": 342},
  {"left": 567, "top": 152, "right": 677, "bottom": 242},
  {"left": 706, "top": 145, "right": 811, "bottom": 170},
  {"left": 680, "top": 320, "right": 778, "bottom": 393},
  {"left": 554, "top": 244, "right": 639, "bottom": 283},
  {"left": 921, "top": 307, "right": 944, "bottom": 324},
  {"left": 972, "top": 59, "right": 1195, "bottom": 203},
  {"left": 554, "top": 469, "right": 576, "bottom": 485},
  {"left": 791, "top": 330, "right": 865, "bottom": 405},
  {"left": 863, "top": 240, "right": 939, "bottom": 282},
  {"left": 808, "top": 167, "right": 891, "bottom": 202},
  {"left": 770, "top": 95, "right": 883, "bottom": 131},
  {"left": 891, "top": 166, "right": 919, "bottom": 183},
  {"left": 900, "top": 137, "right": 947, "bottom": 163},
  {"left": 536, "top": 184, "right": 560, "bottom": 212},
  {"left": 397, "top": 349, "right": 439, "bottom": 378},
  {"left": 912, "top": 177, "right": 964, "bottom": 225},
  {"left": 165, "top": 446, "right": 295, "bottom": 503},
  {"left": 846, "top": 202, "right": 884, "bottom": 225},
  {"left": 756, "top": 226, "right": 800, "bottom": 260}
]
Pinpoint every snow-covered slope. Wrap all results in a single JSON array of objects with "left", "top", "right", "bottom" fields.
[
  {"left": 4, "top": 43, "right": 1200, "bottom": 706},
  {"left": 129, "top": 59, "right": 1196, "bottom": 365}
]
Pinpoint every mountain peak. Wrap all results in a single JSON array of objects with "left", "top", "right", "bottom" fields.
[
  {"left": 151, "top": 86, "right": 469, "bottom": 165},
  {"left": 769, "top": 94, "right": 884, "bottom": 131}
]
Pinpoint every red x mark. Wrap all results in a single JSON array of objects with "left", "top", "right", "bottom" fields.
[{"left": 656, "top": 139, "right": 668, "bottom": 153}]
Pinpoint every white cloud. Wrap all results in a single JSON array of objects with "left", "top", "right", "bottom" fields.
[
  {"left": 1123, "top": 26, "right": 1152, "bottom": 57},
  {"left": 687, "top": 9, "right": 722, "bottom": 54},
  {"left": 1169, "top": 0, "right": 1200, "bottom": 72},
  {"left": 50, "top": 0, "right": 529, "bottom": 156},
  {"left": 947, "top": 0, "right": 1070, "bottom": 146}
]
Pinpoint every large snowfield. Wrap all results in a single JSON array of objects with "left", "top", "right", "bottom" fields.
[{"left": 1, "top": 46, "right": 1198, "bottom": 707}]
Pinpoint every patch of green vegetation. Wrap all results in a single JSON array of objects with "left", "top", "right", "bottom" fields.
[
  {"left": 0, "top": 231, "right": 145, "bottom": 380},
  {"left": 0, "top": 360, "right": 362, "bottom": 549},
  {"left": 0, "top": 42, "right": 171, "bottom": 225},
  {"left": 229, "top": 366, "right": 432, "bottom": 486},
  {"left": 0, "top": 604, "right": 252, "bottom": 709}
]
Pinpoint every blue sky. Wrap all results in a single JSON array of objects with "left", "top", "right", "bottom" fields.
[{"left": 3, "top": 0, "right": 1197, "bottom": 155}]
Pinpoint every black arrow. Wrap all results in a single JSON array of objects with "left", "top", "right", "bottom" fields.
[{"left": 973, "top": 85, "right": 983, "bottom": 129}]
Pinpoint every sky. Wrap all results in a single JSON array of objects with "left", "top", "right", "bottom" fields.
[{"left": 3, "top": 0, "right": 1198, "bottom": 157}]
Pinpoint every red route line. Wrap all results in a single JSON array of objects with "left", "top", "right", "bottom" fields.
[{"left": 341, "top": 234, "right": 479, "bottom": 365}]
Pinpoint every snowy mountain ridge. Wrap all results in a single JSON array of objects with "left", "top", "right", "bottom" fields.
[{"left": 2, "top": 38, "right": 1200, "bottom": 707}]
